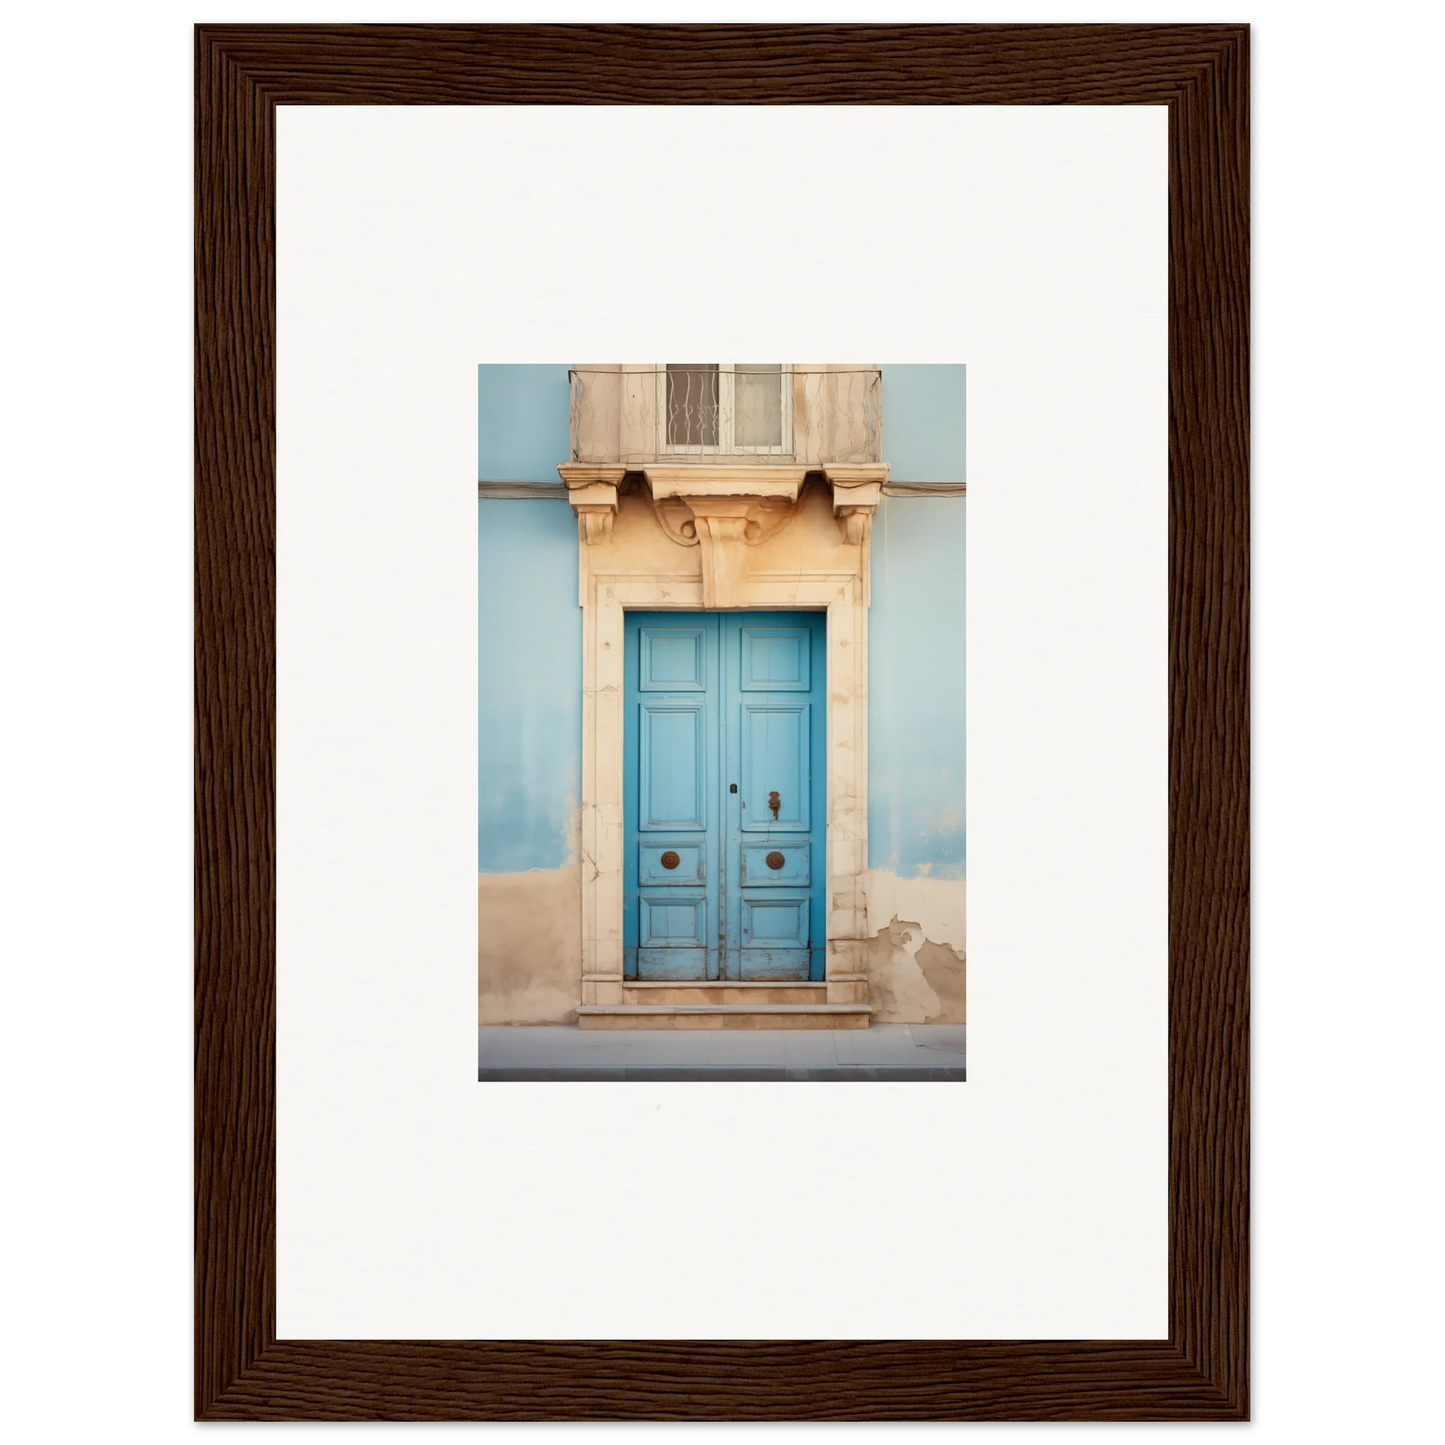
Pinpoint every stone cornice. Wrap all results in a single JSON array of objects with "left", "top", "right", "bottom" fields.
[
  {"left": 558, "top": 464, "right": 627, "bottom": 490},
  {"left": 643, "top": 465, "right": 809, "bottom": 501},
  {"left": 562, "top": 459, "right": 894, "bottom": 556},
  {"left": 823, "top": 463, "right": 890, "bottom": 489}
]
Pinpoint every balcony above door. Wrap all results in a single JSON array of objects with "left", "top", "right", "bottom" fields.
[
  {"left": 561, "top": 366, "right": 886, "bottom": 599},
  {"left": 568, "top": 364, "right": 882, "bottom": 469}
]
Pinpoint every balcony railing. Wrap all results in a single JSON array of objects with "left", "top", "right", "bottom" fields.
[{"left": 568, "top": 365, "right": 882, "bottom": 467}]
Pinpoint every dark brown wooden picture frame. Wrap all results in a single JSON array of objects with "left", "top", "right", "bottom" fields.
[{"left": 196, "top": 23, "right": 1248, "bottom": 1421}]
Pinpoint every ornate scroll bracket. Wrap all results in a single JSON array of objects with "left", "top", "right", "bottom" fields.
[
  {"left": 652, "top": 497, "right": 798, "bottom": 551},
  {"left": 563, "top": 461, "right": 890, "bottom": 599},
  {"left": 559, "top": 464, "right": 626, "bottom": 544},
  {"left": 644, "top": 466, "right": 809, "bottom": 608},
  {"left": 824, "top": 464, "right": 889, "bottom": 544}
]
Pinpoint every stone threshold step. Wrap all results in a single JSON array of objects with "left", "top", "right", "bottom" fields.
[
  {"left": 583, "top": 1004, "right": 868, "bottom": 1013},
  {"left": 577, "top": 1004, "right": 871, "bottom": 1032},
  {"left": 624, "top": 982, "right": 826, "bottom": 989},
  {"left": 622, "top": 983, "right": 826, "bottom": 1005}
]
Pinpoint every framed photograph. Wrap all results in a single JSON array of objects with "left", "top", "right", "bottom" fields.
[
  {"left": 196, "top": 24, "right": 1248, "bottom": 1420},
  {"left": 476, "top": 362, "right": 968, "bottom": 1077}
]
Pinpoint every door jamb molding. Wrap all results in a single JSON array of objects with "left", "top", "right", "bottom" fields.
[{"left": 570, "top": 467, "right": 882, "bottom": 1007}]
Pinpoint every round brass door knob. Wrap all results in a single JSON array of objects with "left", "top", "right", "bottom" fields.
[
  {"left": 660, "top": 851, "right": 681, "bottom": 870},
  {"left": 765, "top": 850, "right": 786, "bottom": 871}
]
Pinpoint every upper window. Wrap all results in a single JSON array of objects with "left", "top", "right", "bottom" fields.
[{"left": 661, "top": 364, "right": 791, "bottom": 456}]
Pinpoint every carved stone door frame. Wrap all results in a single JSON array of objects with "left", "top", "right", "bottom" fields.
[{"left": 565, "top": 463, "right": 886, "bottom": 1009}]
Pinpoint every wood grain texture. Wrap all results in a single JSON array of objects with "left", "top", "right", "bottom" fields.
[{"left": 195, "top": 23, "right": 1248, "bottom": 1421}]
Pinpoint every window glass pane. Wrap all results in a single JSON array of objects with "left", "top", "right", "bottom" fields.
[
  {"left": 735, "top": 365, "right": 783, "bottom": 448},
  {"left": 666, "top": 365, "right": 719, "bottom": 447}
]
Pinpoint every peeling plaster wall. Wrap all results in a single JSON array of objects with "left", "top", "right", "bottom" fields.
[
  {"left": 865, "top": 450, "right": 967, "bottom": 1021},
  {"left": 863, "top": 869, "right": 967, "bottom": 1023}
]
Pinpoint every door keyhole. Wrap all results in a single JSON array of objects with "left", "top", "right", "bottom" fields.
[{"left": 768, "top": 790, "right": 781, "bottom": 820}]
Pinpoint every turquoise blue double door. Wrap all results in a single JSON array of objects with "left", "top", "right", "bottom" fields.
[{"left": 623, "top": 611, "right": 826, "bottom": 982}]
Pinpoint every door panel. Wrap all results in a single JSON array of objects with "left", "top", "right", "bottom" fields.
[
  {"left": 625, "top": 610, "right": 825, "bottom": 982},
  {"left": 740, "top": 840, "right": 810, "bottom": 887},
  {"left": 724, "top": 612, "right": 827, "bottom": 981},
  {"left": 637, "top": 895, "right": 707, "bottom": 979},
  {"left": 739, "top": 703, "right": 810, "bottom": 832},
  {"left": 741, "top": 896, "right": 810, "bottom": 947},
  {"left": 639, "top": 896, "right": 707, "bottom": 943},
  {"left": 638, "top": 841, "right": 706, "bottom": 886},
  {"left": 639, "top": 705, "right": 706, "bottom": 829},
  {"left": 740, "top": 625, "right": 811, "bottom": 691},
  {"left": 640, "top": 628, "right": 706, "bottom": 691},
  {"left": 626, "top": 618, "right": 722, "bottom": 980}
]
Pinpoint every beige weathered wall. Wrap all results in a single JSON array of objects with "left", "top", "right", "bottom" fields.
[
  {"left": 478, "top": 862, "right": 962, "bottom": 1024},
  {"left": 478, "top": 863, "right": 583, "bottom": 1024},
  {"left": 863, "top": 869, "right": 967, "bottom": 1023}
]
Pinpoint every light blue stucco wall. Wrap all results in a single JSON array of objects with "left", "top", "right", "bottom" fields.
[
  {"left": 477, "top": 499, "right": 581, "bottom": 870},
  {"left": 869, "top": 365, "right": 967, "bottom": 877},
  {"left": 477, "top": 363, "right": 965, "bottom": 878},
  {"left": 868, "top": 497, "right": 967, "bottom": 879},
  {"left": 478, "top": 364, "right": 572, "bottom": 481},
  {"left": 880, "top": 364, "right": 966, "bottom": 482}
]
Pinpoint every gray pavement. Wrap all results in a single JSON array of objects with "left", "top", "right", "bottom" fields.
[{"left": 478, "top": 1023, "right": 966, "bottom": 1081}]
